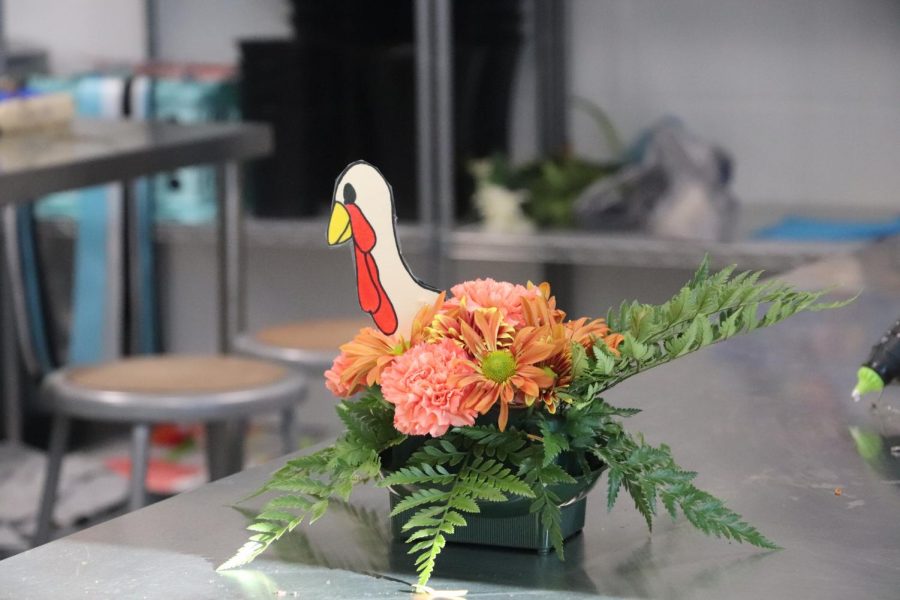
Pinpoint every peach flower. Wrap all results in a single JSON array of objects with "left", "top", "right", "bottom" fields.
[
  {"left": 380, "top": 339, "right": 478, "bottom": 437},
  {"left": 323, "top": 327, "right": 405, "bottom": 397},
  {"left": 324, "top": 353, "right": 356, "bottom": 397},
  {"left": 447, "top": 278, "right": 542, "bottom": 328}
]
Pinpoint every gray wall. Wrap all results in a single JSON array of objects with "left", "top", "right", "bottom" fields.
[
  {"left": 5, "top": 0, "right": 146, "bottom": 73},
  {"left": 155, "top": 0, "right": 291, "bottom": 63},
  {"left": 569, "top": 0, "right": 900, "bottom": 207}
]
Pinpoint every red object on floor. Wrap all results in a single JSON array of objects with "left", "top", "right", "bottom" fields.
[
  {"left": 104, "top": 457, "right": 203, "bottom": 495},
  {"left": 150, "top": 423, "right": 201, "bottom": 447}
]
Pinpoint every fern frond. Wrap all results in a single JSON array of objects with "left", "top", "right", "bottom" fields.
[
  {"left": 585, "top": 262, "right": 852, "bottom": 394},
  {"left": 529, "top": 482, "right": 564, "bottom": 558},
  {"left": 598, "top": 432, "right": 777, "bottom": 550},
  {"left": 384, "top": 433, "right": 533, "bottom": 587},
  {"left": 390, "top": 489, "right": 452, "bottom": 516},
  {"left": 462, "top": 457, "right": 534, "bottom": 497},
  {"left": 337, "top": 389, "right": 406, "bottom": 449},
  {"left": 662, "top": 483, "right": 779, "bottom": 549},
  {"left": 539, "top": 420, "right": 569, "bottom": 466},
  {"left": 453, "top": 425, "right": 529, "bottom": 461},
  {"left": 521, "top": 443, "right": 577, "bottom": 559},
  {"left": 381, "top": 464, "right": 456, "bottom": 487},
  {"left": 220, "top": 391, "right": 402, "bottom": 573}
]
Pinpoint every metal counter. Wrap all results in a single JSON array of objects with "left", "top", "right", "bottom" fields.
[
  {"left": 1, "top": 239, "right": 900, "bottom": 599},
  {"left": 0, "top": 120, "right": 270, "bottom": 204}
]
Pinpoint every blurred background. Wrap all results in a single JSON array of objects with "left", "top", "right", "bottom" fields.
[{"left": 0, "top": 0, "right": 897, "bottom": 555}]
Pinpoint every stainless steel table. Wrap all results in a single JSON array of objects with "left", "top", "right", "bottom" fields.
[
  {"left": 2, "top": 239, "right": 900, "bottom": 599},
  {"left": 0, "top": 119, "right": 272, "bottom": 444}
]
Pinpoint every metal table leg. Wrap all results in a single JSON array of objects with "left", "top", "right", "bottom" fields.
[
  {"left": 1, "top": 229, "right": 21, "bottom": 444},
  {"left": 205, "top": 419, "right": 247, "bottom": 481},
  {"left": 34, "top": 414, "right": 71, "bottom": 546},
  {"left": 211, "top": 162, "right": 247, "bottom": 477},
  {"left": 128, "top": 423, "right": 150, "bottom": 510},
  {"left": 216, "top": 162, "right": 245, "bottom": 354}
]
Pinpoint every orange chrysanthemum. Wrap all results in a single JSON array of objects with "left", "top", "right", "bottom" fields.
[
  {"left": 600, "top": 332, "right": 625, "bottom": 355},
  {"left": 521, "top": 288, "right": 566, "bottom": 329},
  {"left": 423, "top": 299, "right": 470, "bottom": 346},
  {"left": 323, "top": 327, "right": 405, "bottom": 397},
  {"left": 533, "top": 324, "right": 574, "bottom": 414},
  {"left": 454, "top": 308, "right": 555, "bottom": 431},
  {"left": 409, "top": 292, "right": 447, "bottom": 345}
]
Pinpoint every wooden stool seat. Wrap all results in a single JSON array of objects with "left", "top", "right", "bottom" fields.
[
  {"left": 236, "top": 318, "right": 370, "bottom": 370},
  {"left": 68, "top": 355, "right": 289, "bottom": 394},
  {"left": 254, "top": 318, "right": 370, "bottom": 350},
  {"left": 44, "top": 355, "right": 305, "bottom": 423},
  {"left": 34, "top": 354, "right": 308, "bottom": 544}
]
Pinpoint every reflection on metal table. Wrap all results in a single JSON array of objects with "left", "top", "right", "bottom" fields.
[{"left": 1, "top": 239, "right": 900, "bottom": 599}]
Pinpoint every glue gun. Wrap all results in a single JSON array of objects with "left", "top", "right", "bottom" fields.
[{"left": 853, "top": 317, "right": 900, "bottom": 402}]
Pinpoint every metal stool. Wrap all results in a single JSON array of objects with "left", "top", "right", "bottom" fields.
[
  {"left": 33, "top": 355, "right": 307, "bottom": 546},
  {"left": 234, "top": 318, "right": 370, "bottom": 372}
]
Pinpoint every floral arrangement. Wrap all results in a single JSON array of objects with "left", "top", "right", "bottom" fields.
[{"left": 221, "top": 258, "right": 846, "bottom": 588}]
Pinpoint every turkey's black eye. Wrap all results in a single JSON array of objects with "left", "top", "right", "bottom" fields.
[{"left": 343, "top": 183, "right": 356, "bottom": 204}]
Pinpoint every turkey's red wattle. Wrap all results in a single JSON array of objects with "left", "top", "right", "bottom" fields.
[{"left": 347, "top": 204, "right": 398, "bottom": 335}]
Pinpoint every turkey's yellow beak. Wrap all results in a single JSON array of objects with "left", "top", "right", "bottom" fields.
[{"left": 327, "top": 202, "right": 352, "bottom": 245}]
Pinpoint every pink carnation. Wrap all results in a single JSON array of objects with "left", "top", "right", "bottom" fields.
[
  {"left": 380, "top": 339, "right": 478, "bottom": 437},
  {"left": 324, "top": 353, "right": 356, "bottom": 397},
  {"left": 448, "top": 278, "right": 541, "bottom": 328}
]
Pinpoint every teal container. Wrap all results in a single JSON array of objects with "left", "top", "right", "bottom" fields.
[{"left": 152, "top": 79, "right": 239, "bottom": 224}]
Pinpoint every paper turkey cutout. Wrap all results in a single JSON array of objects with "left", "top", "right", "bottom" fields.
[{"left": 327, "top": 161, "right": 440, "bottom": 336}]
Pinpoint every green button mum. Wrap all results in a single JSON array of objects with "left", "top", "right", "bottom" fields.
[{"left": 481, "top": 349, "right": 517, "bottom": 383}]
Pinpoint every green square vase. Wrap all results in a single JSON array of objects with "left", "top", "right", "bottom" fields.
[
  {"left": 388, "top": 491, "right": 594, "bottom": 554},
  {"left": 384, "top": 441, "right": 605, "bottom": 553}
]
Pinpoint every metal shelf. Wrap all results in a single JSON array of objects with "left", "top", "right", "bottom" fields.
[{"left": 35, "top": 217, "right": 856, "bottom": 273}]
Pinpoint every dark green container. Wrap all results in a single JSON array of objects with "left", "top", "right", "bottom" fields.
[
  {"left": 382, "top": 419, "right": 606, "bottom": 554},
  {"left": 387, "top": 467, "right": 604, "bottom": 554}
]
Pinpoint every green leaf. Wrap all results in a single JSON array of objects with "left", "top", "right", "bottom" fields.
[
  {"left": 689, "top": 254, "right": 710, "bottom": 287},
  {"left": 570, "top": 342, "right": 589, "bottom": 379},
  {"left": 265, "top": 495, "right": 313, "bottom": 511},
  {"left": 582, "top": 261, "right": 851, "bottom": 396},
  {"left": 539, "top": 420, "right": 570, "bottom": 466},
  {"left": 663, "top": 483, "right": 779, "bottom": 550},
  {"left": 394, "top": 433, "right": 533, "bottom": 587},
  {"left": 591, "top": 345, "right": 616, "bottom": 375},
  {"left": 257, "top": 510, "right": 296, "bottom": 523},
  {"left": 390, "top": 489, "right": 452, "bottom": 516},
  {"left": 525, "top": 450, "right": 568, "bottom": 559},
  {"left": 606, "top": 468, "right": 623, "bottom": 511},
  {"left": 336, "top": 389, "right": 406, "bottom": 449},
  {"left": 221, "top": 391, "right": 398, "bottom": 574},
  {"left": 598, "top": 430, "right": 779, "bottom": 551}
]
